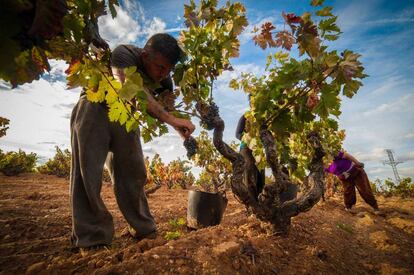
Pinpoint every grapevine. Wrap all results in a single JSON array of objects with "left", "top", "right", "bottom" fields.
[{"left": 177, "top": 0, "right": 366, "bottom": 233}]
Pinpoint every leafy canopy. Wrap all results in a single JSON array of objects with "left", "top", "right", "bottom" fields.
[{"left": 230, "top": 0, "right": 366, "bottom": 176}]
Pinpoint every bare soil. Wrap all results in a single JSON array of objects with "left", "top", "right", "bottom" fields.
[{"left": 0, "top": 173, "right": 413, "bottom": 274}]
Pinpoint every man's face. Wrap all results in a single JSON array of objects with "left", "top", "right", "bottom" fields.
[{"left": 142, "top": 50, "right": 174, "bottom": 83}]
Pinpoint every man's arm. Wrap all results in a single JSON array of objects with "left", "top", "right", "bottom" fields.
[
  {"left": 235, "top": 115, "right": 246, "bottom": 140},
  {"left": 112, "top": 67, "right": 195, "bottom": 138}
]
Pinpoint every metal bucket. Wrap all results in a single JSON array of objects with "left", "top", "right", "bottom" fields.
[{"left": 187, "top": 190, "right": 228, "bottom": 229}]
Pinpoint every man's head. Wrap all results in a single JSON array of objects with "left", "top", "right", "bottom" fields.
[{"left": 142, "top": 33, "right": 182, "bottom": 82}]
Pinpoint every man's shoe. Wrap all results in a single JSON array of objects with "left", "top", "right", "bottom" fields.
[
  {"left": 344, "top": 207, "right": 356, "bottom": 214},
  {"left": 78, "top": 244, "right": 110, "bottom": 256},
  {"left": 127, "top": 226, "right": 157, "bottom": 240},
  {"left": 137, "top": 231, "right": 157, "bottom": 241}
]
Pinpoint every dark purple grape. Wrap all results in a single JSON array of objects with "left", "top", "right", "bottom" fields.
[
  {"left": 200, "top": 102, "right": 219, "bottom": 130},
  {"left": 183, "top": 136, "right": 198, "bottom": 159}
]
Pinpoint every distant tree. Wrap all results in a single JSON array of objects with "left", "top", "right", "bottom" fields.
[
  {"left": 0, "top": 117, "right": 10, "bottom": 138},
  {"left": 0, "top": 149, "right": 37, "bottom": 176},
  {"left": 37, "top": 146, "right": 111, "bottom": 182},
  {"left": 378, "top": 177, "right": 414, "bottom": 198},
  {"left": 37, "top": 146, "right": 71, "bottom": 178}
]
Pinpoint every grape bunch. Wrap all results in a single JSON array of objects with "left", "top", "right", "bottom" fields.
[
  {"left": 200, "top": 102, "right": 219, "bottom": 130},
  {"left": 183, "top": 136, "right": 198, "bottom": 159}
]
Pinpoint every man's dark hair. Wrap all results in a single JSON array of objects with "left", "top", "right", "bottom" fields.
[{"left": 144, "top": 33, "right": 182, "bottom": 65}]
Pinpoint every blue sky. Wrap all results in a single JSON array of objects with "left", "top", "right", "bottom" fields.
[{"left": 0, "top": 0, "right": 413, "bottom": 181}]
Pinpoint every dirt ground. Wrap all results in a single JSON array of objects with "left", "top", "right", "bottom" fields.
[{"left": 0, "top": 173, "right": 413, "bottom": 274}]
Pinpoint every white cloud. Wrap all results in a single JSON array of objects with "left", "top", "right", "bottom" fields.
[
  {"left": 354, "top": 147, "right": 387, "bottom": 162},
  {"left": 366, "top": 18, "right": 414, "bottom": 25},
  {"left": 399, "top": 151, "right": 414, "bottom": 162},
  {"left": 98, "top": 5, "right": 141, "bottom": 48},
  {"left": 362, "top": 94, "right": 414, "bottom": 116},
  {"left": 397, "top": 166, "right": 414, "bottom": 179},
  {"left": 142, "top": 17, "right": 167, "bottom": 39},
  {"left": 336, "top": 0, "right": 414, "bottom": 32},
  {"left": 209, "top": 63, "right": 266, "bottom": 140},
  {"left": 0, "top": 63, "right": 80, "bottom": 160},
  {"left": 217, "top": 63, "right": 264, "bottom": 85},
  {"left": 98, "top": 3, "right": 183, "bottom": 48},
  {"left": 369, "top": 75, "right": 406, "bottom": 96},
  {"left": 403, "top": 133, "right": 414, "bottom": 140}
]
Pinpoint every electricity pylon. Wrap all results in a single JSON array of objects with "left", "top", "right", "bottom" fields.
[{"left": 383, "top": 149, "right": 403, "bottom": 183}]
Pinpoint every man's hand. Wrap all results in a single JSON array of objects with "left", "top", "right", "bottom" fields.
[
  {"left": 172, "top": 118, "right": 195, "bottom": 139},
  {"left": 111, "top": 66, "right": 195, "bottom": 137}
]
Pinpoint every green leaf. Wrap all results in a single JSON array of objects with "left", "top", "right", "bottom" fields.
[
  {"left": 108, "top": 101, "right": 122, "bottom": 122},
  {"left": 105, "top": 87, "right": 118, "bottom": 104},
  {"left": 124, "top": 66, "right": 137, "bottom": 77},
  {"left": 311, "top": 0, "right": 324, "bottom": 6},
  {"left": 314, "top": 86, "right": 340, "bottom": 118},
  {"left": 229, "top": 79, "right": 240, "bottom": 90},
  {"left": 173, "top": 63, "right": 185, "bottom": 84},
  {"left": 342, "top": 79, "right": 362, "bottom": 98},
  {"left": 63, "top": 14, "right": 85, "bottom": 43},
  {"left": 270, "top": 111, "right": 293, "bottom": 136},
  {"left": 326, "top": 118, "right": 339, "bottom": 130},
  {"left": 118, "top": 72, "right": 143, "bottom": 101},
  {"left": 266, "top": 54, "right": 273, "bottom": 70},
  {"left": 126, "top": 118, "right": 139, "bottom": 132},
  {"left": 275, "top": 51, "right": 290, "bottom": 63},
  {"left": 119, "top": 104, "right": 130, "bottom": 125},
  {"left": 141, "top": 128, "right": 154, "bottom": 143},
  {"left": 325, "top": 51, "right": 339, "bottom": 67},
  {"left": 86, "top": 87, "right": 105, "bottom": 103},
  {"left": 108, "top": 0, "right": 119, "bottom": 18},
  {"left": 316, "top": 7, "right": 333, "bottom": 17},
  {"left": 319, "top": 16, "right": 341, "bottom": 38},
  {"left": 324, "top": 34, "right": 339, "bottom": 41},
  {"left": 108, "top": 100, "right": 130, "bottom": 124},
  {"left": 119, "top": 83, "right": 140, "bottom": 101}
]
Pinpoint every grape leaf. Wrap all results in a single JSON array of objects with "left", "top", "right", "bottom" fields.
[
  {"left": 311, "top": 0, "right": 324, "bottom": 6},
  {"left": 275, "top": 30, "right": 295, "bottom": 51},
  {"left": 108, "top": 0, "right": 119, "bottom": 18},
  {"left": 316, "top": 7, "right": 333, "bottom": 17}
]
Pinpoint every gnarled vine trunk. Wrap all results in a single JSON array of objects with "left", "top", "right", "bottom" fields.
[{"left": 203, "top": 109, "right": 326, "bottom": 234}]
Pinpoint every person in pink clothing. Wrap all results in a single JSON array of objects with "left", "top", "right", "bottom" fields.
[{"left": 325, "top": 151, "right": 381, "bottom": 214}]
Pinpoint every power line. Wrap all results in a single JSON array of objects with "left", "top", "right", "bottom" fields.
[{"left": 383, "top": 149, "right": 403, "bottom": 183}]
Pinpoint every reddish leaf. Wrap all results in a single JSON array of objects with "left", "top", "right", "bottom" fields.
[
  {"left": 282, "top": 12, "right": 303, "bottom": 24},
  {"left": 65, "top": 59, "right": 82, "bottom": 89},
  {"left": 275, "top": 31, "right": 295, "bottom": 51},
  {"left": 31, "top": 47, "right": 50, "bottom": 72},
  {"left": 261, "top": 22, "right": 276, "bottom": 39},
  {"left": 252, "top": 22, "right": 277, "bottom": 49},
  {"left": 65, "top": 60, "right": 81, "bottom": 75},
  {"left": 297, "top": 22, "right": 320, "bottom": 58},
  {"left": 252, "top": 35, "right": 268, "bottom": 49}
]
